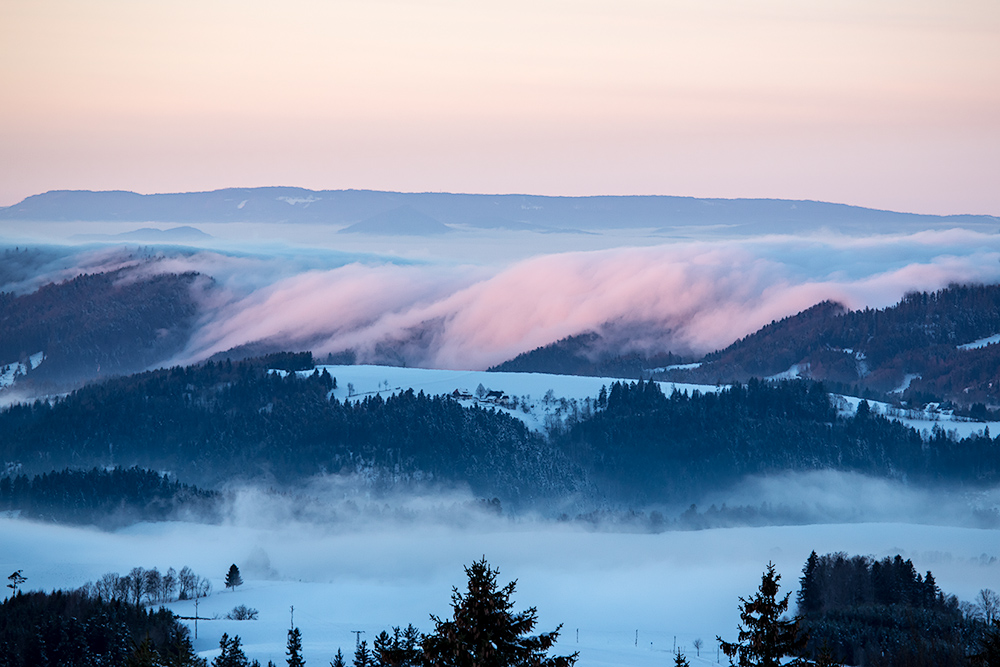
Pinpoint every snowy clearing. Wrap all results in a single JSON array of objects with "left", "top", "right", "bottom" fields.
[
  {"left": 311, "top": 365, "right": 718, "bottom": 433},
  {"left": 0, "top": 352, "right": 44, "bottom": 389},
  {"left": 311, "top": 364, "right": 1000, "bottom": 440},
  {"left": 958, "top": 334, "right": 1000, "bottom": 350}
]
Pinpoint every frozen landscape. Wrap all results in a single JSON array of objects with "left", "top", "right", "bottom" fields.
[
  {"left": 1, "top": 364, "right": 998, "bottom": 663},
  {"left": 2, "top": 1, "right": 999, "bottom": 664},
  {"left": 3, "top": 514, "right": 998, "bottom": 665}
]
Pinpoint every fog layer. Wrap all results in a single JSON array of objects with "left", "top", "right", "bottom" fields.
[{"left": 4, "top": 224, "right": 999, "bottom": 370}]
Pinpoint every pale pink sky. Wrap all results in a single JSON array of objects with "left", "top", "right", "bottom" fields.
[{"left": 2, "top": 0, "right": 998, "bottom": 214}]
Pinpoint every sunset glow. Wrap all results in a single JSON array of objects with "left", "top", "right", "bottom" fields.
[{"left": 2, "top": 0, "right": 998, "bottom": 213}]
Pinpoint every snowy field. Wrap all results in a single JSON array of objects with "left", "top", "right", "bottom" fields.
[
  {"left": 316, "top": 364, "right": 1000, "bottom": 440},
  {"left": 313, "top": 364, "right": 717, "bottom": 433},
  {"left": 1, "top": 516, "right": 997, "bottom": 665}
]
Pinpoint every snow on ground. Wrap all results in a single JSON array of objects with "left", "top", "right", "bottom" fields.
[
  {"left": 314, "top": 364, "right": 1000, "bottom": 440},
  {"left": 312, "top": 365, "right": 718, "bottom": 432},
  {"left": 766, "top": 364, "right": 806, "bottom": 381},
  {"left": 832, "top": 393, "right": 1000, "bottom": 440},
  {"left": 958, "top": 334, "right": 1000, "bottom": 350},
  {"left": 650, "top": 363, "right": 703, "bottom": 373},
  {"left": 0, "top": 352, "right": 44, "bottom": 389},
  {"left": 889, "top": 373, "right": 921, "bottom": 394},
  {"left": 0, "top": 517, "right": 996, "bottom": 666}
]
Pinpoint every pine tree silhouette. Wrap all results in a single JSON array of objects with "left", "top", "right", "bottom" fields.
[
  {"left": 422, "top": 557, "right": 577, "bottom": 667},
  {"left": 286, "top": 627, "right": 305, "bottom": 667},
  {"left": 225, "top": 564, "right": 243, "bottom": 591},
  {"left": 717, "top": 562, "right": 806, "bottom": 667}
]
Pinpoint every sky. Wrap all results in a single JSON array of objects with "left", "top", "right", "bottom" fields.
[{"left": 2, "top": 0, "right": 999, "bottom": 214}]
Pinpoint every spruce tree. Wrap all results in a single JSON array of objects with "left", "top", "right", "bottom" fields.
[
  {"left": 352, "top": 640, "right": 371, "bottom": 667},
  {"left": 673, "top": 650, "right": 690, "bottom": 667},
  {"left": 717, "top": 562, "right": 806, "bottom": 667},
  {"left": 796, "top": 551, "right": 820, "bottom": 615},
  {"left": 286, "top": 627, "right": 305, "bottom": 667},
  {"left": 213, "top": 633, "right": 250, "bottom": 667},
  {"left": 973, "top": 619, "right": 1000, "bottom": 667},
  {"left": 421, "top": 557, "right": 578, "bottom": 667},
  {"left": 330, "top": 648, "right": 346, "bottom": 667},
  {"left": 225, "top": 564, "right": 243, "bottom": 591},
  {"left": 374, "top": 625, "right": 422, "bottom": 667}
]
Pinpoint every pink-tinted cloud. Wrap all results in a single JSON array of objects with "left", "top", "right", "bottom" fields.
[{"left": 157, "top": 230, "right": 1000, "bottom": 369}]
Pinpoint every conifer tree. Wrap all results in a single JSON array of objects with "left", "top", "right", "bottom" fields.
[
  {"left": 330, "top": 649, "right": 346, "bottom": 667},
  {"left": 225, "top": 564, "right": 243, "bottom": 591},
  {"left": 213, "top": 633, "right": 250, "bottom": 667},
  {"left": 352, "top": 640, "right": 372, "bottom": 667},
  {"left": 673, "top": 650, "right": 690, "bottom": 667},
  {"left": 286, "top": 627, "right": 305, "bottom": 667},
  {"left": 717, "top": 562, "right": 806, "bottom": 667},
  {"left": 796, "top": 551, "right": 820, "bottom": 615},
  {"left": 374, "top": 625, "right": 422, "bottom": 667},
  {"left": 421, "top": 557, "right": 577, "bottom": 667},
  {"left": 6, "top": 569, "right": 26, "bottom": 596},
  {"left": 126, "top": 636, "right": 160, "bottom": 667},
  {"left": 973, "top": 619, "right": 1000, "bottom": 667}
]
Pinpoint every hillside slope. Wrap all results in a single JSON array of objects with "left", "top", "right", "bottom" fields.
[
  {"left": 664, "top": 284, "right": 1000, "bottom": 406},
  {"left": 0, "top": 268, "right": 207, "bottom": 390}
]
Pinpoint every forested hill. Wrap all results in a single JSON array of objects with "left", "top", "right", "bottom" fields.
[
  {"left": 488, "top": 332, "right": 684, "bottom": 378},
  {"left": 3, "top": 354, "right": 1000, "bottom": 510},
  {"left": 0, "top": 354, "right": 576, "bottom": 505},
  {"left": 0, "top": 263, "right": 206, "bottom": 388},
  {"left": 554, "top": 378, "right": 1000, "bottom": 503},
  {"left": 0, "top": 467, "right": 220, "bottom": 528},
  {"left": 666, "top": 283, "right": 1000, "bottom": 406}
]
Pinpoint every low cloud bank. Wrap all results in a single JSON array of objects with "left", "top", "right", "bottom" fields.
[
  {"left": 7, "top": 228, "right": 1000, "bottom": 370},
  {"left": 174, "top": 229, "right": 1000, "bottom": 368}
]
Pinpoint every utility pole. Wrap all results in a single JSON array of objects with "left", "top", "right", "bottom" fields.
[
  {"left": 194, "top": 599, "right": 199, "bottom": 640},
  {"left": 576, "top": 628, "right": 578, "bottom": 644},
  {"left": 290, "top": 605, "right": 294, "bottom": 629},
  {"left": 352, "top": 630, "right": 366, "bottom": 648},
  {"left": 634, "top": 629, "right": 638, "bottom": 647}
]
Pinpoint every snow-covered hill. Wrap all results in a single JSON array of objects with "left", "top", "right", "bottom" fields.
[
  {"left": 313, "top": 364, "right": 716, "bottom": 433},
  {"left": 311, "top": 364, "right": 1000, "bottom": 439}
]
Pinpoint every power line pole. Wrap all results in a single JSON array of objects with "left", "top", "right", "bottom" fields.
[
  {"left": 290, "top": 605, "right": 294, "bottom": 629},
  {"left": 194, "top": 599, "right": 199, "bottom": 640},
  {"left": 352, "top": 630, "right": 366, "bottom": 648}
]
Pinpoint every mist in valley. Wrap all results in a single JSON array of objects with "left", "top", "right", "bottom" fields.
[{"left": 2, "top": 472, "right": 998, "bottom": 665}]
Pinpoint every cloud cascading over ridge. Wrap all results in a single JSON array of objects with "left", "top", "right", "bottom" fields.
[{"left": 141, "top": 228, "right": 1000, "bottom": 369}]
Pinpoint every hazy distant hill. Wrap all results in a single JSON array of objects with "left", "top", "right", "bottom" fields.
[
  {"left": 2, "top": 187, "right": 996, "bottom": 234},
  {"left": 489, "top": 332, "right": 684, "bottom": 378},
  {"left": 0, "top": 267, "right": 206, "bottom": 389},
  {"left": 339, "top": 205, "right": 452, "bottom": 235},
  {"left": 72, "top": 225, "right": 212, "bottom": 243}
]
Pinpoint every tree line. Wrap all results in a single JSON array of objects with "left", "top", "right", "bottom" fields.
[
  {"left": 0, "top": 466, "right": 220, "bottom": 527},
  {"left": 0, "top": 356, "right": 574, "bottom": 505},
  {"left": 4, "top": 356, "right": 1000, "bottom": 507}
]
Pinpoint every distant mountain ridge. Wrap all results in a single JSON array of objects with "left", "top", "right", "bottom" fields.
[{"left": 2, "top": 187, "right": 996, "bottom": 234}]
